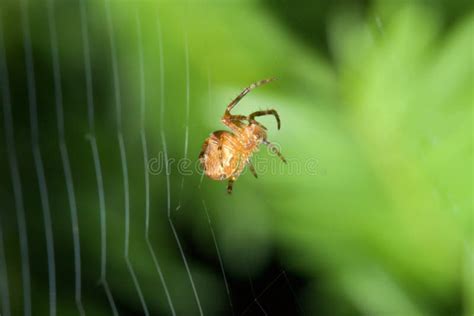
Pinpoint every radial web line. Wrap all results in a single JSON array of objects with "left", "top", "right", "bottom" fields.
[
  {"left": 198, "top": 68, "right": 211, "bottom": 189},
  {"left": 21, "top": 2, "right": 58, "bottom": 315},
  {"left": 157, "top": 19, "right": 204, "bottom": 316},
  {"left": 136, "top": 12, "right": 176, "bottom": 316},
  {"left": 78, "top": 1, "right": 117, "bottom": 312},
  {"left": 105, "top": 1, "right": 150, "bottom": 314},
  {"left": 256, "top": 301, "right": 268, "bottom": 316},
  {"left": 241, "top": 270, "right": 299, "bottom": 316},
  {"left": 176, "top": 31, "right": 190, "bottom": 211},
  {"left": 0, "top": 21, "right": 30, "bottom": 316},
  {"left": 201, "top": 200, "right": 234, "bottom": 315},
  {"left": 0, "top": 210, "right": 11, "bottom": 316},
  {"left": 281, "top": 271, "right": 305, "bottom": 315},
  {"left": 245, "top": 272, "right": 267, "bottom": 316}
]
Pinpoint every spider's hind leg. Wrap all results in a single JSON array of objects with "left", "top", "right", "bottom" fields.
[
  {"left": 248, "top": 160, "right": 258, "bottom": 178},
  {"left": 227, "top": 177, "right": 235, "bottom": 194},
  {"left": 199, "top": 138, "right": 211, "bottom": 162},
  {"left": 226, "top": 159, "right": 243, "bottom": 194}
]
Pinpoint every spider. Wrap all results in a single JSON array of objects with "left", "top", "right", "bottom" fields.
[{"left": 199, "top": 78, "right": 286, "bottom": 194}]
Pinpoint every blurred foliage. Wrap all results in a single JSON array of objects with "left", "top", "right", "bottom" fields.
[{"left": 0, "top": 0, "right": 472, "bottom": 315}]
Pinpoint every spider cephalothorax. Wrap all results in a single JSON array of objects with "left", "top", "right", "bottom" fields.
[{"left": 199, "top": 78, "right": 286, "bottom": 194}]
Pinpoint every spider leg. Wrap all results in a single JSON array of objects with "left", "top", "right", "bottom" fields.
[
  {"left": 249, "top": 109, "right": 281, "bottom": 130},
  {"left": 223, "top": 113, "right": 267, "bottom": 131},
  {"left": 248, "top": 160, "right": 258, "bottom": 178},
  {"left": 198, "top": 138, "right": 211, "bottom": 162},
  {"left": 227, "top": 177, "right": 235, "bottom": 194},
  {"left": 222, "top": 78, "right": 275, "bottom": 131},
  {"left": 229, "top": 114, "right": 247, "bottom": 122},
  {"left": 227, "top": 155, "right": 244, "bottom": 193},
  {"left": 263, "top": 139, "right": 287, "bottom": 163},
  {"left": 225, "top": 78, "right": 276, "bottom": 114},
  {"left": 222, "top": 114, "right": 247, "bottom": 131}
]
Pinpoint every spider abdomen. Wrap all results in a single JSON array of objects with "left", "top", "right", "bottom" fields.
[{"left": 199, "top": 130, "right": 258, "bottom": 181}]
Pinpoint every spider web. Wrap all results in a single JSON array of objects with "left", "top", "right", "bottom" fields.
[
  {"left": 0, "top": 1, "right": 304, "bottom": 315},
  {"left": 2, "top": 1, "right": 472, "bottom": 315}
]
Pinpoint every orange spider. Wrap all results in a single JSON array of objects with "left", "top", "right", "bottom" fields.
[{"left": 199, "top": 78, "right": 287, "bottom": 194}]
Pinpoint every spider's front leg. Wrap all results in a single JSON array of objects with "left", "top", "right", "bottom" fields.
[
  {"left": 223, "top": 78, "right": 276, "bottom": 131},
  {"left": 225, "top": 78, "right": 276, "bottom": 113},
  {"left": 263, "top": 139, "right": 287, "bottom": 163},
  {"left": 249, "top": 109, "right": 281, "bottom": 130}
]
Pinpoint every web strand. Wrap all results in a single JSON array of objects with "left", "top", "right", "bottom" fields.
[
  {"left": 20, "top": 1, "right": 57, "bottom": 315},
  {"left": 246, "top": 269, "right": 267, "bottom": 316},
  {"left": 202, "top": 200, "right": 234, "bottom": 315},
  {"left": 105, "top": 1, "right": 150, "bottom": 314},
  {"left": 281, "top": 271, "right": 305, "bottom": 315},
  {"left": 176, "top": 31, "right": 191, "bottom": 211},
  {"left": 157, "top": 18, "right": 204, "bottom": 316},
  {"left": 89, "top": 137, "right": 118, "bottom": 316},
  {"left": 78, "top": 3, "right": 118, "bottom": 313},
  {"left": 198, "top": 68, "right": 212, "bottom": 189},
  {"left": 241, "top": 270, "right": 303, "bottom": 316},
  {"left": 119, "top": 133, "right": 150, "bottom": 316},
  {"left": 256, "top": 301, "right": 268, "bottom": 316},
  {"left": 0, "top": 21, "right": 30, "bottom": 316},
  {"left": 136, "top": 11, "right": 176, "bottom": 316},
  {"left": 47, "top": 1, "right": 90, "bottom": 314},
  {"left": 0, "top": 210, "right": 11, "bottom": 316},
  {"left": 79, "top": 0, "right": 96, "bottom": 135}
]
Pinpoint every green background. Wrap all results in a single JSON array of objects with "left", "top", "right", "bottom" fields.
[{"left": 0, "top": 0, "right": 472, "bottom": 315}]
